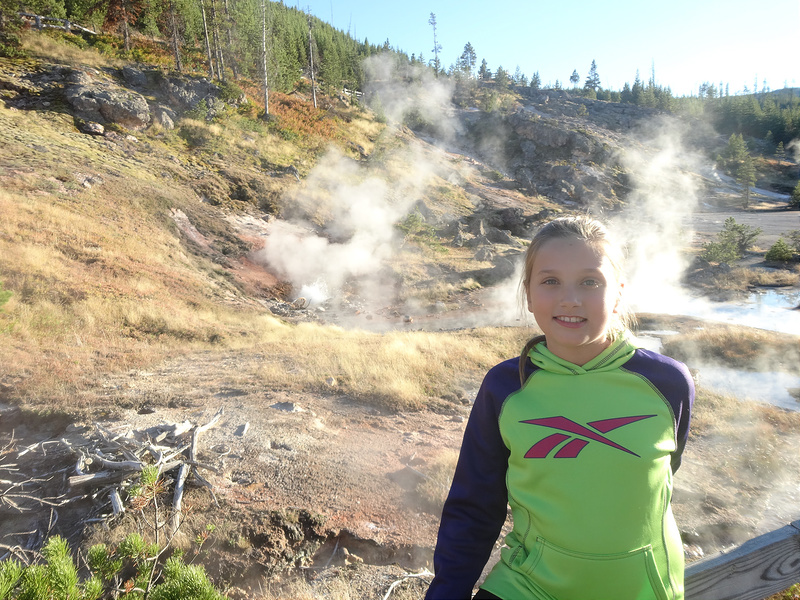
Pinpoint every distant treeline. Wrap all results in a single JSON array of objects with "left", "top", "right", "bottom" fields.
[
  {"left": 2, "top": 0, "right": 798, "bottom": 145},
  {"left": 2, "top": 0, "right": 410, "bottom": 93}
]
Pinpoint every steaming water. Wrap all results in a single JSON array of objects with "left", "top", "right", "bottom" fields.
[
  {"left": 633, "top": 288, "right": 800, "bottom": 335},
  {"left": 697, "top": 366, "right": 800, "bottom": 412}
]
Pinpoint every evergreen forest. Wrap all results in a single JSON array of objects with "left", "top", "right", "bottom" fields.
[{"left": 0, "top": 0, "right": 798, "bottom": 146}]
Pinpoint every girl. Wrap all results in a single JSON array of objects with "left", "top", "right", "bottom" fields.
[{"left": 426, "top": 215, "right": 694, "bottom": 600}]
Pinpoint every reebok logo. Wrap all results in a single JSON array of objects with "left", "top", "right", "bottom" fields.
[{"left": 521, "top": 415, "right": 656, "bottom": 459}]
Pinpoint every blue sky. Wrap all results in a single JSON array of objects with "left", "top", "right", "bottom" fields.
[{"left": 292, "top": 0, "right": 799, "bottom": 97}]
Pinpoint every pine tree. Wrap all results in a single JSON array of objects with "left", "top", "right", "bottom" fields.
[
  {"left": 494, "top": 65, "right": 509, "bottom": 88},
  {"left": 478, "top": 58, "right": 489, "bottom": 80},
  {"left": 584, "top": 59, "right": 600, "bottom": 92},
  {"left": 529, "top": 71, "right": 541, "bottom": 90},
  {"left": 569, "top": 69, "right": 579, "bottom": 87},
  {"left": 736, "top": 154, "right": 756, "bottom": 208},
  {"left": 458, "top": 42, "right": 476, "bottom": 77}
]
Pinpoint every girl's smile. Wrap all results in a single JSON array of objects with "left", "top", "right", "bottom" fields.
[{"left": 526, "top": 236, "right": 623, "bottom": 365}]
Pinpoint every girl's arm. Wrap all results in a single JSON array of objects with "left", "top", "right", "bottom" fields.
[{"left": 425, "top": 359, "right": 519, "bottom": 600}]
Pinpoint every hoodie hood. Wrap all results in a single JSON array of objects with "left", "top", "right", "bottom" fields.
[{"left": 528, "top": 334, "right": 638, "bottom": 375}]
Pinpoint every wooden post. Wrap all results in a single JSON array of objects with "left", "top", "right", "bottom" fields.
[{"left": 685, "top": 520, "right": 800, "bottom": 600}]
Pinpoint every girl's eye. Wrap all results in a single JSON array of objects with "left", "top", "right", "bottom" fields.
[
  {"left": 582, "top": 279, "right": 602, "bottom": 287},
  {"left": 542, "top": 278, "right": 558, "bottom": 285}
]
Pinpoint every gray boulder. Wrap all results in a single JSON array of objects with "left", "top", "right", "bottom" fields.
[{"left": 65, "top": 69, "right": 151, "bottom": 130}]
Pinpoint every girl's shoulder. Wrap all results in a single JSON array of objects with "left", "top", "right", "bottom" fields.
[
  {"left": 477, "top": 356, "right": 532, "bottom": 407},
  {"left": 627, "top": 347, "right": 691, "bottom": 374},
  {"left": 624, "top": 347, "right": 695, "bottom": 399}
]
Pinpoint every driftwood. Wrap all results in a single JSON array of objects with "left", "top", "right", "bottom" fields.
[
  {"left": 3, "top": 406, "right": 230, "bottom": 548},
  {"left": 168, "top": 407, "right": 224, "bottom": 534}
]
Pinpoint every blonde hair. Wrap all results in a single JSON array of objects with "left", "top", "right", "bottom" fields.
[{"left": 518, "top": 215, "right": 635, "bottom": 383}]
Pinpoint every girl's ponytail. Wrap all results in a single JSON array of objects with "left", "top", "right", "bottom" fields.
[{"left": 519, "top": 334, "right": 546, "bottom": 386}]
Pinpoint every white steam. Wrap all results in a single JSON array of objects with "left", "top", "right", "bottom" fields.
[
  {"left": 258, "top": 56, "right": 463, "bottom": 307},
  {"left": 363, "top": 55, "right": 461, "bottom": 144},
  {"left": 607, "top": 117, "right": 702, "bottom": 314},
  {"left": 258, "top": 150, "right": 412, "bottom": 304}
]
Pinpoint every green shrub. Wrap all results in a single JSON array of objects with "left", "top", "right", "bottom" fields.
[
  {"left": 791, "top": 181, "right": 800, "bottom": 209},
  {"left": 217, "top": 80, "right": 244, "bottom": 103},
  {"left": 765, "top": 238, "right": 794, "bottom": 262},
  {"left": 785, "top": 229, "right": 800, "bottom": 252},
  {"left": 0, "top": 280, "right": 11, "bottom": 308},
  {"left": 148, "top": 557, "right": 225, "bottom": 600},
  {"left": 0, "top": 560, "right": 23, "bottom": 598},
  {"left": 700, "top": 217, "right": 762, "bottom": 263},
  {"left": 0, "top": 533, "right": 224, "bottom": 599},
  {"left": 700, "top": 240, "right": 739, "bottom": 264},
  {"left": 184, "top": 99, "right": 209, "bottom": 121}
]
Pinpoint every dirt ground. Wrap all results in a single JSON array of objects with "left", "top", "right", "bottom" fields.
[{"left": 3, "top": 308, "right": 800, "bottom": 599}]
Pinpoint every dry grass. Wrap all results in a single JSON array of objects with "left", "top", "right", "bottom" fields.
[
  {"left": 253, "top": 322, "right": 531, "bottom": 411},
  {"left": 20, "top": 30, "right": 122, "bottom": 69},
  {"left": 661, "top": 323, "right": 800, "bottom": 373},
  {"left": 711, "top": 266, "right": 800, "bottom": 291}
]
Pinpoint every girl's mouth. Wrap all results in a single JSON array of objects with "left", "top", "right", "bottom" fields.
[{"left": 555, "top": 316, "right": 586, "bottom": 328}]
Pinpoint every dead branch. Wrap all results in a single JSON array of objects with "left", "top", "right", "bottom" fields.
[
  {"left": 170, "top": 463, "right": 189, "bottom": 535},
  {"left": 109, "top": 487, "right": 125, "bottom": 516}
]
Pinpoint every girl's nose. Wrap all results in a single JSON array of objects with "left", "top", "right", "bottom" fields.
[{"left": 560, "top": 286, "right": 581, "bottom": 307}]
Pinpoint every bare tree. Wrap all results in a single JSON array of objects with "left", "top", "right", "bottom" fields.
[
  {"left": 261, "top": 0, "right": 269, "bottom": 118},
  {"left": 428, "top": 12, "right": 441, "bottom": 77},
  {"left": 198, "top": 0, "right": 215, "bottom": 79},
  {"left": 307, "top": 11, "right": 317, "bottom": 108},
  {"left": 209, "top": 0, "right": 225, "bottom": 82},
  {"left": 166, "top": 0, "right": 182, "bottom": 72}
]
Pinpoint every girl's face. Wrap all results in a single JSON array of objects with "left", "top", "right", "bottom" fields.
[{"left": 526, "top": 236, "right": 623, "bottom": 366}]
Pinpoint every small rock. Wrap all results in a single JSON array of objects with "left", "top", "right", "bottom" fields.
[
  {"left": 270, "top": 402, "right": 304, "bottom": 413},
  {"left": 80, "top": 121, "right": 104, "bottom": 135}
]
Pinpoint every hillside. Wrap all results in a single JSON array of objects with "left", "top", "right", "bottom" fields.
[{"left": 2, "top": 31, "right": 800, "bottom": 600}]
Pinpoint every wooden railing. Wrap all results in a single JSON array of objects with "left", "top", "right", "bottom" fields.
[
  {"left": 18, "top": 12, "right": 96, "bottom": 35},
  {"left": 685, "top": 520, "right": 800, "bottom": 600}
]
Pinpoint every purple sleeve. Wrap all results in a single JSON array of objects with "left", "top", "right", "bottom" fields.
[
  {"left": 624, "top": 349, "right": 695, "bottom": 473},
  {"left": 425, "top": 358, "right": 524, "bottom": 600}
]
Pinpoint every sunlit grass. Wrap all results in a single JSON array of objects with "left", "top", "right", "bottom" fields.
[
  {"left": 20, "top": 30, "right": 122, "bottom": 68},
  {"left": 661, "top": 324, "right": 800, "bottom": 373},
  {"left": 710, "top": 266, "right": 800, "bottom": 291},
  {"left": 253, "top": 322, "right": 530, "bottom": 411}
]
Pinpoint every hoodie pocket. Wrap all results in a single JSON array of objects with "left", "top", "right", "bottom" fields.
[{"left": 521, "top": 537, "right": 670, "bottom": 600}]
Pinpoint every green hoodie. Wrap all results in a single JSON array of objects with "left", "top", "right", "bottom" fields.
[{"left": 480, "top": 337, "right": 689, "bottom": 600}]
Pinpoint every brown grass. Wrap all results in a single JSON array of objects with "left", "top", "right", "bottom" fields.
[
  {"left": 661, "top": 323, "right": 800, "bottom": 373},
  {"left": 710, "top": 266, "right": 800, "bottom": 291},
  {"left": 253, "top": 323, "right": 531, "bottom": 411}
]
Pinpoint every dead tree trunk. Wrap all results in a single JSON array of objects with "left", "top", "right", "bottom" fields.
[
  {"left": 222, "top": 0, "right": 238, "bottom": 79},
  {"left": 168, "top": 0, "right": 182, "bottom": 73},
  {"left": 122, "top": 17, "right": 130, "bottom": 52},
  {"left": 260, "top": 0, "right": 269, "bottom": 118},
  {"left": 198, "top": 0, "right": 215, "bottom": 80},
  {"left": 209, "top": 0, "right": 224, "bottom": 82},
  {"left": 307, "top": 13, "right": 316, "bottom": 109}
]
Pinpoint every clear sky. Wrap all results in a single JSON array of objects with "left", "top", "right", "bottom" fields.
[{"left": 292, "top": 0, "right": 799, "bottom": 97}]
